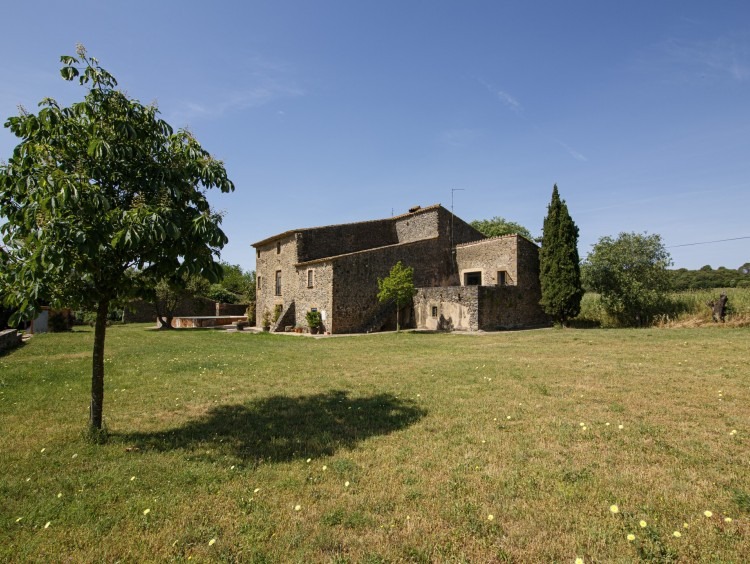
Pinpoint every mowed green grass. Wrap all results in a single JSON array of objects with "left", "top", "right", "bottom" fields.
[{"left": 1, "top": 325, "right": 749, "bottom": 562}]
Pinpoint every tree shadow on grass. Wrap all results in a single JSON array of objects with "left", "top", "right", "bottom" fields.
[{"left": 116, "top": 390, "right": 426, "bottom": 464}]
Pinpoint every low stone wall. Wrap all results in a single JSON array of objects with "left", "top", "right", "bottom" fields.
[
  {"left": 0, "top": 328, "right": 22, "bottom": 353},
  {"left": 126, "top": 298, "right": 247, "bottom": 323},
  {"left": 217, "top": 303, "right": 249, "bottom": 316},
  {"left": 171, "top": 316, "right": 247, "bottom": 328},
  {"left": 477, "top": 286, "right": 550, "bottom": 329},
  {"left": 414, "top": 286, "right": 479, "bottom": 331},
  {"left": 414, "top": 284, "right": 549, "bottom": 331}
]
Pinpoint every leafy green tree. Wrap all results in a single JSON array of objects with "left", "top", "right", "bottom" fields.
[
  {"left": 582, "top": 232, "right": 672, "bottom": 326},
  {"left": 0, "top": 46, "right": 234, "bottom": 433},
  {"left": 216, "top": 261, "right": 255, "bottom": 303},
  {"left": 204, "top": 283, "right": 240, "bottom": 304},
  {"left": 377, "top": 261, "right": 417, "bottom": 332},
  {"left": 538, "top": 185, "right": 583, "bottom": 326},
  {"left": 470, "top": 216, "right": 534, "bottom": 241},
  {"left": 154, "top": 274, "right": 210, "bottom": 329}
]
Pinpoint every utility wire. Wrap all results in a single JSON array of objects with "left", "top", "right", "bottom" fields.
[{"left": 667, "top": 236, "right": 750, "bottom": 249}]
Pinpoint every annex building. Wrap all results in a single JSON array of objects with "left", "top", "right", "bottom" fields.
[{"left": 252, "top": 204, "right": 549, "bottom": 334}]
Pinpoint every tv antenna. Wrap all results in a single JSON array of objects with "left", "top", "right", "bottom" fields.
[{"left": 451, "top": 188, "right": 465, "bottom": 252}]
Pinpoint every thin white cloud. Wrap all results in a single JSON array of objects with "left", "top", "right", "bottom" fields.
[
  {"left": 477, "top": 78, "right": 523, "bottom": 114},
  {"left": 496, "top": 90, "right": 522, "bottom": 113},
  {"left": 554, "top": 139, "right": 587, "bottom": 162},
  {"left": 648, "top": 33, "right": 750, "bottom": 82},
  {"left": 168, "top": 79, "right": 304, "bottom": 124}
]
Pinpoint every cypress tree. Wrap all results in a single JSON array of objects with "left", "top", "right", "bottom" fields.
[{"left": 539, "top": 185, "right": 583, "bottom": 326}]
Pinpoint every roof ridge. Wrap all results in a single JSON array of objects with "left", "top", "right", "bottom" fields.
[{"left": 252, "top": 204, "right": 444, "bottom": 247}]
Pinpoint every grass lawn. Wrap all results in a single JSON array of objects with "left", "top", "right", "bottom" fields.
[{"left": 1, "top": 324, "right": 749, "bottom": 562}]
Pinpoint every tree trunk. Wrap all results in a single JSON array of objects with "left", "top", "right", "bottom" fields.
[
  {"left": 156, "top": 314, "right": 174, "bottom": 329},
  {"left": 396, "top": 304, "right": 400, "bottom": 332},
  {"left": 90, "top": 299, "right": 108, "bottom": 429}
]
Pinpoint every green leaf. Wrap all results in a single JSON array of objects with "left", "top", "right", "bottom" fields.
[{"left": 60, "top": 67, "right": 79, "bottom": 81}]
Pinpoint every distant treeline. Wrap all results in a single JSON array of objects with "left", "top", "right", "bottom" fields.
[{"left": 669, "top": 263, "right": 750, "bottom": 290}]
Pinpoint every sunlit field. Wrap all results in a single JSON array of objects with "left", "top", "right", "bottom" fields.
[
  {"left": 576, "top": 287, "right": 750, "bottom": 328},
  {"left": 1, "top": 324, "right": 748, "bottom": 562}
]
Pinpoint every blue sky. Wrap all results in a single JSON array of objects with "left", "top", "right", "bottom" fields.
[{"left": 1, "top": 1, "right": 749, "bottom": 271}]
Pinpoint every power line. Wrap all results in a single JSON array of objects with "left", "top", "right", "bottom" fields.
[{"left": 667, "top": 236, "right": 750, "bottom": 249}]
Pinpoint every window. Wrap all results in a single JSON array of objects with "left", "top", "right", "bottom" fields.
[
  {"left": 275, "top": 270, "right": 282, "bottom": 295},
  {"left": 256, "top": 249, "right": 260, "bottom": 258},
  {"left": 276, "top": 241, "right": 281, "bottom": 254},
  {"left": 498, "top": 271, "right": 507, "bottom": 286},
  {"left": 431, "top": 306, "right": 438, "bottom": 318},
  {"left": 257, "top": 276, "right": 261, "bottom": 290},
  {"left": 464, "top": 271, "right": 482, "bottom": 286},
  {"left": 307, "top": 269, "right": 314, "bottom": 288}
]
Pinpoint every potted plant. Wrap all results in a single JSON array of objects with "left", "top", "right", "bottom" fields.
[
  {"left": 261, "top": 310, "right": 271, "bottom": 331},
  {"left": 305, "top": 310, "right": 322, "bottom": 334}
]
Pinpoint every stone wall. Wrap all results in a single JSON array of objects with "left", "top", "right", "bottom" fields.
[
  {"left": 456, "top": 236, "right": 519, "bottom": 286},
  {"left": 217, "top": 303, "right": 249, "bottom": 316},
  {"left": 415, "top": 284, "right": 548, "bottom": 331},
  {"left": 330, "top": 238, "right": 453, "bottom": 333},
  {"left": 296, "top": 219, "right": 397, "bottom": 263},
  {"left": 0, "top": 328, "right": 22, "bottom": 353},
  {"left": 293, "top": 261, "right": 334, "bottom": 331},
  {"left": 437, "top": 209, "right": 486, "bottom": 247},
  {"left": 516, "top": 236, "right": 542, "bottom": 288},
  {"left": 125, "top": 296, "right": 221, "bottom": 323},
  {"left": 414, "top": 286, "right": 479, "bottom": 331},
  {"left": 394, "top": 209, "right": 439, "bottom": 243},
  {"left": 477, "top": 286, "right": 549, "bottom": 329},
  {"left": 255, "top": 233, "right": 299, "bottom": 326}
]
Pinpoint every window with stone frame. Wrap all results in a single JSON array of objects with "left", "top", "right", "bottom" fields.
[
  {"left": 307, "top": 269, "right": 314, "bottom": 288},
  {"left": 497, "top": 270, "right": 507, "bottom": 286},
  {"left": 275, "top": 270, "right": 282, "bottom": 295},
  {"left": 431, "top": 306, "right": 438, "bottom": 318}
]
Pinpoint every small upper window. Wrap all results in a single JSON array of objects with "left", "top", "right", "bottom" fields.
[
  {"left": 275, "top": 270, "right": 282, "bottom": 295},
  {"left": 256, "top": 249, "right": 260, "bottom": 258},
  {"left": 257, "top": 276, "right": 261, "bottom": 290},
  {"left": 276, "top": 241, "right": 281, "bottom": 254},
  {"left": 307, "top": 269, "right": 314, "bottom": 288},
  {"left": 498, "top": 271, "right": 507, "bottom": 286}
]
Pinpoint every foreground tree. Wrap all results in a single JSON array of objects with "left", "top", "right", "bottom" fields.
[
  {"left": 582, "top": 232, "right": 672, "bottom": 326},
  {"left": 377, "top": 261, "right": 417, "bottom": 332},
  {"left": 538, "top": 185, "right": 583, "bottom": 326},
  {"left": 0, "top": 47, "right": 234, "bottom": 433},
  {"left": 470, "top": 216, "right": 534, "bottom": 241}
]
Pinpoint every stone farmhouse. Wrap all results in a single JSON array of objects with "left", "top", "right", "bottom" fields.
[{"left": 252, "top": 204, "right": 549, "bottom": 334}]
